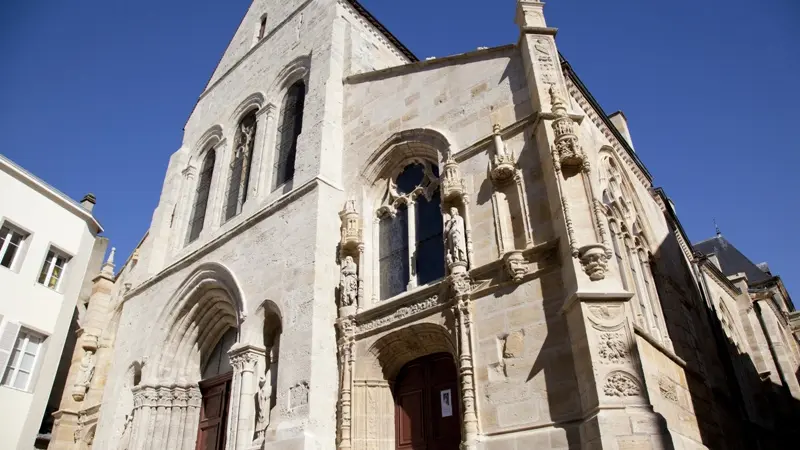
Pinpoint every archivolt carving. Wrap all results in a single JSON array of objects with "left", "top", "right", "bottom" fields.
[
  {"left": 366, "top": 323, "right": 455, "bottom": 380},
  {"left": 356, "top": 295, "right": 444, "bottom": 334},
  {"left": 603, "top": 371, "right": 641, "bottom": 397}
]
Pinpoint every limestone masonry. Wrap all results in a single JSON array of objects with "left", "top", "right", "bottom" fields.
[{"left": 46, "top": 1, "right": 800, "bottom": 449}]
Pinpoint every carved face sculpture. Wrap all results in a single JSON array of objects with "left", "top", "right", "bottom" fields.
[
  {"left": 450, "top": 207, "right": 459, "bottom": 217},
  {"left": 344, "top": 256, "right": 353, "bottom": 266}
]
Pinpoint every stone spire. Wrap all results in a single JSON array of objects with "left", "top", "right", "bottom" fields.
[{"left": 101, "top": 247, "right": 115, "bottom": 278}]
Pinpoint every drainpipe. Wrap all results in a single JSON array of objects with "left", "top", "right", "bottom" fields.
[{"left": 691, "top": 257, "right": 755, "bottom": 447}]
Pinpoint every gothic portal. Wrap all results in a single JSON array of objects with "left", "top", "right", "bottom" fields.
[{"left": 47, "top": 1, "right": 800, "bottom": 450}]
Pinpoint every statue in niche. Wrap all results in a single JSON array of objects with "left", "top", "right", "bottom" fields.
[
  {"left": 255, "top": 374, "right": 271, "bottom": 441},
  {"left": 76, "top": 351, "right": 96, "bottom": 388},
  {"left": 118, "top": 414, "right": 133, "bottom": 450},
  {"left": 339, "top": 256, "right": 358, "bottom": 307},
  {"left": 234, "top": 120, "right": 256, "bottom": 158},
  {"left": 444, "top": 207, "right": 467, "bottom": 266}
]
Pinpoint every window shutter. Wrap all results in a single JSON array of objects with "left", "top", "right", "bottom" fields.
[
  {"left": 26, "top": 337, "right": 48, "bottom": 393},
  {"left": 0, "top": 321, "right": 20, "bottom": 379}
]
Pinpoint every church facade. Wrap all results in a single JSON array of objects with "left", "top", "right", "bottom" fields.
[{"left": 47, "top": 1, "right": 800, "bottom": 450}]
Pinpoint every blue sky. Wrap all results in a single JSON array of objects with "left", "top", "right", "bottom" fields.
[{"left": 1, "top": 0, "right": 798, "bottom": 296}]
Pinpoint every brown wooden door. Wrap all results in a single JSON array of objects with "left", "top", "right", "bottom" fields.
[
  {"left": 395, "top": 352, "right": 461, "bottom": 450},
  {"left": 195, "top": 372, "right": 232, "bottom": 450}
]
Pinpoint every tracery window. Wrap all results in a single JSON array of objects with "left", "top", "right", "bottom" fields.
[
  {"left": 187, "top": 149, "right": 215, "bottom": 243},
  {"left": 601, "top": 155, "right": 668, "bottom": 342},
  {"left": 377, "top": 162, "right": 445, "bottom": 300},
  {"left": 225, "top": 111, "right": 258, "bottom": 221},
  {"left": 273, "top": 80, "right": 306, "bottom": 189}
]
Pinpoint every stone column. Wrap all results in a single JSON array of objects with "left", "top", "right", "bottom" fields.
[
  {"left": 337, "top": 318, "right": 356, "bottom": 450},
  {"left": 256, "top": 104, "right": 277, "bottom": 199},
  {"left": 229, "top": 344, "right": 265, "bottom": 450},
  {"left": 172, "top": 164, "right": 196, "bottom": 252},
  {"left": 406, "top": 198, "right": 417, "bottom": 290},
  {"left": 516, "top": 1, "right": 669, "bottom": 448},
  {"left": 451, "top": 274, "right": 478, "bottom": 449},
  {"left": 130, "top": 385, "right": 158, "bottom": 450},
  {"left": 182, "top": 385, "right": 202, "bottom": 450}
]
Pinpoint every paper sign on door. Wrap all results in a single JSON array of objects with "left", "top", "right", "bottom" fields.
[{"left": 440, "top": 389, "right": 453, "bottom": 417}]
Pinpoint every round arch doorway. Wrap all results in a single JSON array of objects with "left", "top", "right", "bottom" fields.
[{"left": 393, "top": 352, "right": 461, "bottom": 450}]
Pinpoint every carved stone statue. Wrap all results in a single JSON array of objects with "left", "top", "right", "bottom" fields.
[
  {"left": 339, "top": 256, "right": 358, "bottom": 307},
  {"left": 234, "top": 121, "right": 256, "bottom": 157},
  {"left": 76, "top": 351, "right": 96, "bottom": 387},
  {"left": 444, "top": 207, "right": 468, "bottom": 267},
  {"left": 118, "top": 414, "right": 133, "bottom": 450},
  {"left": 255, "top": 374, "right": 271, "bottom": 441}
]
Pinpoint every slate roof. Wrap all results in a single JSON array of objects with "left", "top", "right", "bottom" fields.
[{"left": 693, "top": 234, "right": 772, "bottom": 284}]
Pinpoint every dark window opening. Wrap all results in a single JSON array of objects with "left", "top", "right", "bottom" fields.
[{"left": 274, "top": 80, "right": 306, "bottom": 189}]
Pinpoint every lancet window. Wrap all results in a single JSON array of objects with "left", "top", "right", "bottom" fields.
[
  {"left": 273, "top": 80, "right": 306, "bottom": 189},
  {"left": 187, "top": 149, "right": 216, "bottom": 243},
  {"left": 377, "top": 161, "right": 445, "bottom": 300},
  {"left": 601, "top": 156, "right": 668, "bottom": 343},
  {"left": 225, "top": 111, "right": 258, "bottom": 221}
]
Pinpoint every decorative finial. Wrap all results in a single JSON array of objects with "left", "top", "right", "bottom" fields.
[
  {"left": 100, "top": 247, "right": 116, "bottom": 277},
  {"left": 714, "top": 219, "right": 721, "bottom": 237}
]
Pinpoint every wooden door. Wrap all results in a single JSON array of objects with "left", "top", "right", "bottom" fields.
[
  {"left": 195, "top": 372, "right": 232, "bottom": 450},
  {"left": 395, "top": 352, "right": 461, "bottom": 450}
]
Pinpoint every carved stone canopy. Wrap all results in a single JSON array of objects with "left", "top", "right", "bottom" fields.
[
  {"left": 490, "top": 124, "right": 516, "bottom": 185},
  {"left": 441, "top": 150, "right": 466, "bottom": 201},
  {"left": 339, "top": 200, "right": 362, "bottom": 250},
  {"left": 549, "top": 85, "right": 587, "bottom": 170}
]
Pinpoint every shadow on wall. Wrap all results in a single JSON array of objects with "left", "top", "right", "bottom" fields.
[{"left": 650, "top": 229, "right": 800, "bottom": 449}]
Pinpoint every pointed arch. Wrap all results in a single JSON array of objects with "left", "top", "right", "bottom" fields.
[{"left": 360, "top": 128, "right": 454, "bottom": 186}]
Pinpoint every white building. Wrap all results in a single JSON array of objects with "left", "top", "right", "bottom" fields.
[{"left": 0, "top": 154, "right": 105, "bottom": 449}]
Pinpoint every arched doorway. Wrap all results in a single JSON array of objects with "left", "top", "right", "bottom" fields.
[
  {"left": 394, "top": 352, "right": 461, "bottom": 450},
  {"left": 196, "top": 328, "right": 236, "bottom": 450}
]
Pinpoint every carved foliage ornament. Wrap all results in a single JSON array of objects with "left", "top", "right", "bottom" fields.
[
  {"left": 659, "top": 377, "right": 678, "bottom": 403},
  {"left": 597, "top": 332, "right": 629, "bottom": 364},
  {"left": 603, "top": 371, "right": 641, "bottom": 397},
  {"left": 356, "top": 295, "right": 442, "bottom": 334}
]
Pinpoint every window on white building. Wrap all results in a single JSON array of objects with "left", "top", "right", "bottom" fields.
[
  {"left": 1, "top": 328, "right": 44, "bottom": 391},
  {"left": 37, "top": 248, "right": 70, "bottom": 291},
  {"left": 0, "top": 223, "right": 28, "bottom": 271}
]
